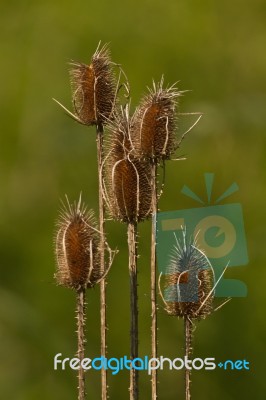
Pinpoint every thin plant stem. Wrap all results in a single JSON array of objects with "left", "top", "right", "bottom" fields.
[
  {"left": 151, "top": 161, "right": 158, "bottom": 400},
  {"left": 127, "top": 222, "right": 139, "bottom": 400},
  {"left": 184, "top": 317, "right": 193, "bottom": 400},
  {"left": 77, "top": 288, "right": 86, "bottom": 400},
  {"left": 96, "top": 123, "right": 108, "bottom": 400}
]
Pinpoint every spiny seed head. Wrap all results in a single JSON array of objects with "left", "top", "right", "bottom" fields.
[
  {"left": 131, "top": 77, "right": 182, "bottom": 162},
  {"left": 54, "top": 197, "right": 101, "bottom": 290},
  {"left": 69, "top": 42, "right": 116, "bottom": 126},
  {"left": 104, "top": 106, "right": 152, "bottom": 223},
  {"left": 163, "top": 230, "right": 214, "bottom": 320}
]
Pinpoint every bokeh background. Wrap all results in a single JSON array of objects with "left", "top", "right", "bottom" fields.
[{"left": 1, "top": 0, "right": 266, "bottom": 399}]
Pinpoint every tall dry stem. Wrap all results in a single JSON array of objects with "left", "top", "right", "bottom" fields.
[
  {"left": 150, "top": 161, "right": 158, "bottom": 398},
  {"left": 77, "top": 288, "right": 86, "bottom": 400},
  {"left": 128, "top": 222, "right": 139, "bottom": 400},
  {"left": 96, "top": 123, "right": 108, "bottom": 400},
  {"left": 184, "top": 317, "right": 193, "bottom": 400}
]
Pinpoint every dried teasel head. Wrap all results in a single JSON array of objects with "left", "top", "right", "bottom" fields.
[
  {"left": 159, "top": 230, "right": 215, "bottom": 320},
  {"left": 69, "top": 42, "right": 117, "bottom": 126},
  {"left": 131, "top": 77, "right": 182, "bottom": 162},
  {"left": 54, "top": 42, "right": 117, "bottom": 126},
  {"left": 104, "top": 106, "right": 153, "bottom": 223},
  {"left": 54, "top": 196, "right": 103, "bottom": 290}
]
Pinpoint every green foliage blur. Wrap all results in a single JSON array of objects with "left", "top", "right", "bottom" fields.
[{"left": 1, "top": 0, "right": 265, "bottom": 398}]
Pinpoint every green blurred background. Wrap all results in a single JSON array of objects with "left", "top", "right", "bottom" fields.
[{"left": 1, "top": 0, "right": 265, "bottom": 398}]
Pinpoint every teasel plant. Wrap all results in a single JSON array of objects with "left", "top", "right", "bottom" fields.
[
  {"left": 158, "top": 228, "right": 230, "bottom": 400},
  {"left": 130, "top": 77, "right": 202, "bottom": 399},
  {"left": 54, "top": 195, "right": 115, "bottom": 400},
  {"left": 102, "top": 105, "right": 153, "bottom": 399},
  {"left": 54, "top": 42, "right": 129, "bottom": 400}
]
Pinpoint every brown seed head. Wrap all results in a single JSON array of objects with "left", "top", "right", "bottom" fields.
[
  {"left": 69, "top": 42, "right": 116, "bottom": 126},
  {"left": 131, "top": 77, "right": 182, "bottom": 162},
  {"left": 54, "top": 197, "right": 101, "bottom": 290},
  {"left": 163, "top": 232, "right": 214, "bottom": 320},
  {"left": 104, "top": 107, "right": 152, "bottom": 223}
]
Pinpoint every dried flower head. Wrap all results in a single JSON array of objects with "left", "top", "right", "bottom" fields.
[
  {"left": 104, "top": 106, "right": 152, "bottom": 223},
  {"left": 160, "top": 230, "right": 215, "bottom": 320},
  {"left": 66, "top": 42, "right": 116, "bottom": 126},
  {"left": 131, "top": 77, "right": 182, "bottom": 162},
  {"left": 54, "top": 196, "right": 102, "bottom": 290}
]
